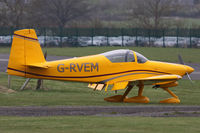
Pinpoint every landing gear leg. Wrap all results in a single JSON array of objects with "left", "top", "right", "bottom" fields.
[
  {"left": 160, "top": 87, "right": 180, "bottom": 104},
  {"left": 124, "top": 84, "right": 150, "bottom": 103},
  {"left": 104, "top": 85, "right": 133, "bottom": 102}
]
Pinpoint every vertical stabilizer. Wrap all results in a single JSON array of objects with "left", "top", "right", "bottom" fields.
[{"left": 7, "top": 29, "right": 45, "bottom": 77}]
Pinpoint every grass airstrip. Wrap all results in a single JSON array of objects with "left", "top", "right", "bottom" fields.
[
  {"left": 0, "top": 46, "right": 200, "bottom": 133},
  {"left": 0, "top": 116, "right": 200, "bottom": 133},
  {"left": 0, "top": 72, "right": 200, "bottom": 106}
]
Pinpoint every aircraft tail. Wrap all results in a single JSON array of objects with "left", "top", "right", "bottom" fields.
[{"left": 7, "top": 29, "right": 46, "bottom": 77}]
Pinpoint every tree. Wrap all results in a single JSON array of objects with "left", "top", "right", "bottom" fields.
[
  {"left": 29, "top": 0, "right": 92, "bottom": 28},
  {"left": 131, "top": 0, "right": 176, "bottom": 29},
  {"left": 0, "top": 0, "right": 28, "bottom": 27}
]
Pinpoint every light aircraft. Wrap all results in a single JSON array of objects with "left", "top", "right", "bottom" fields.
[{"left": 7, "top": 29, "right": 194, "bottom": 104}]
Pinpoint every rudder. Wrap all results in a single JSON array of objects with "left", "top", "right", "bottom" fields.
[{"left": 7, "top": 29, "right": 45, "bottom": 77}]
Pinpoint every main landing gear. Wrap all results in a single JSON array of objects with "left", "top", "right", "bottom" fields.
[
  {"left": 104, "top": 84, "right": 180, "bottom": 104},
  {"left": 104, "top": 84, "right": 149, "bottom": 103}
]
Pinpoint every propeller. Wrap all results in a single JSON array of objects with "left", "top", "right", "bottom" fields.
[{"left": 178, "top": 54, "right": 193, "bottom": 83}]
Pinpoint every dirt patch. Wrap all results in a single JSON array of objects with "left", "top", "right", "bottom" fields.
[{"left": 0, "top": 85, "right": 15, "bottom": 93}]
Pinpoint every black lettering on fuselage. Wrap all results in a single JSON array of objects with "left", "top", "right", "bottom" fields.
[
  {"left": 57, "top": 63, "right": 99, "bottom": 73},
  {"left": 57, "top": 64, "right": 65, "bottom": 72},
  {"left": 77, "top": 63, "right": 84, "bottom": 72},
  {"left": 91, "top": 63, "right": 99, "bottom": 72},
  {"left": 84, "top": 63, "right": 90, "bottom": 72},
  {"left": 70, "top": 63, "right": 76, "bottom": 72}
]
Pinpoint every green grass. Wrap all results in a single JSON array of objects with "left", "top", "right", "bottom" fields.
[
  {"left": 0, "top": 47, "right": 10, "bottom": 54},
  {"left": 0, "top": 72, "right": 200, "bottom": 106},
  {"left": 0, "top": 47, "right": 200, "bottom": 106},
  {"left": 180, "top": 18, "right": 200, "bottom": 28},
  {"left": 0, "top": 116, "right": 200, "bottom": 133},
  {"left": 41, "top": 47, "right": 200, "bottom": 63},
  {"left": 1, "top": 47, "right": 199, "bottom": 63},
  {"left": 45, "top": 47, "right": 200, "bottom": 63}
]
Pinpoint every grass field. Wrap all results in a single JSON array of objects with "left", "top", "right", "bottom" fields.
[
  {"left": 0, "top": 47, "right": 199, "bottom": 106},
  {"left": 0, "top": 72, "right": 200, "bottom": 106},
  {"left": 0, "top": 46, "right": 200, "bottom": 133},
  {"left": 0, "top": 116, "right": 200, "bottom": 133},
  {"left": 0, "top": 47, "right": 200, "bottom": 63}
]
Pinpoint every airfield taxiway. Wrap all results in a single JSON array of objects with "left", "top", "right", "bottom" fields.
[{"left": 0, "top": 106, "right": 200, "bottom": 117}]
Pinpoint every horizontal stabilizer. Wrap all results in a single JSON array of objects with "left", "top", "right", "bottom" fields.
[{"left": 25, "top": 63, "right": 49, "bottom": 69}]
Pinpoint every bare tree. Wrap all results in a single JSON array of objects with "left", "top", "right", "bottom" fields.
[
  {"left": 131, "top": 0, "right": 176, "bottom": 29},
  {"left": 0, "top": 0, "right": 28, "bottom": 27},
  {"left": 29, "top": 0, "right": 92, "bottom": 28}
]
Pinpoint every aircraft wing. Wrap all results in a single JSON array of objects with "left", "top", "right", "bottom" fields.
[
  {"left": 107, "top": 74, "right": 182, "bottom": 91},
  {"left": 134, "top": 74, "right": 182, "bottom": 82},
  {"left": 89, "top": 74, "right": 182, "bottom": 91}
]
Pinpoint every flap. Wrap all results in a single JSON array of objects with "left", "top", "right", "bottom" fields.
[
  {"left": 111, "top": 81, "right": 128, "bottom": 91},
  {"left": 88, "top": 83, "right": 105, "bottom": 91}
]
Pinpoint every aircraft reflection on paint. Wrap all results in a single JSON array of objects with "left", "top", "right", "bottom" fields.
[{"left": 7, "top": 29, "right": 194, "bottom": 104}]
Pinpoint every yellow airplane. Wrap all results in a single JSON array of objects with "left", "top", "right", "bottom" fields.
[{"left": 7, "top": 29, "right": 194, "bottom": 104}]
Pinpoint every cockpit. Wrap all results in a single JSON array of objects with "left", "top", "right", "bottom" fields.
[{"left": 101, "top": 49, "right": 148, "bottom": 63}]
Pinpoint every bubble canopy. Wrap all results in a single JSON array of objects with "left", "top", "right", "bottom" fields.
[{"left": 101, "top": 49, "right": 148, "bottom": 63}]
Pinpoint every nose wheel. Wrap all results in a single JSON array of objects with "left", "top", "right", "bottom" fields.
[{"left": 160, "top": 88, "right": 180, "bottom": 104}]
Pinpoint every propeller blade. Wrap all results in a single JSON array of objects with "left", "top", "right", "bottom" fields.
[
  {"left": 178, "top": 54, "right": 194, "bottom": 83},
  {"left": 186, "top": 73, "right": 192, "bottom": 80},
  {"left": 178, "top": 54, "right": 185, "bottom": 65},
  {"left": 186, "top": 72, "right": 194, "bottom": 84}
]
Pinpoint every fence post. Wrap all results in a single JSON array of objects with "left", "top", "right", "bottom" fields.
[
  {"left": 76, "top": 28, "right": 79, "bottom": 46},
  {"left": 121, "top": 28, "right": 124, "bottom": 46},
  {"left": 176, "top": 28, "right": 179, "bottom": 48},
  {"left": 136, "top": 28, "right": 138, "bottom": 46},
  {"left": 91, "top": 28, "right": 94, "bottom": 46},
  {"left": 163, "top": 29, "right": 165, "bottom": 48},
  {"left": 59, "top": 27, "right": 63, "bottom": 47},
  {"left": 10, "top": 27, "right": 14, "bottom": 45},
  {"left": 44, "top": 28, "right": 47, "bottom": 47},
  {"left": 148, "top": 29, "right": 151, "bottom": 46},
  {"left": 106, "top": 28, "right": 109, "bottom": 46}
]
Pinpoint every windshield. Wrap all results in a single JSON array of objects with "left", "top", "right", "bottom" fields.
[
  {"left": 135, "top": 52, "right": 148, "bottom": 63},
  {"left": 101, "top": 49, "right": 135, "bottom": 63}
]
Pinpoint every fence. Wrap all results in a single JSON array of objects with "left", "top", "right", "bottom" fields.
[{"left": 0, "top": 27, "right": 200, "bottom": 48}]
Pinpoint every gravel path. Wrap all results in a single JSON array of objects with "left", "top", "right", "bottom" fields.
[{"left": 0, "top": 106, "right": 200, "bottom": 117}]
